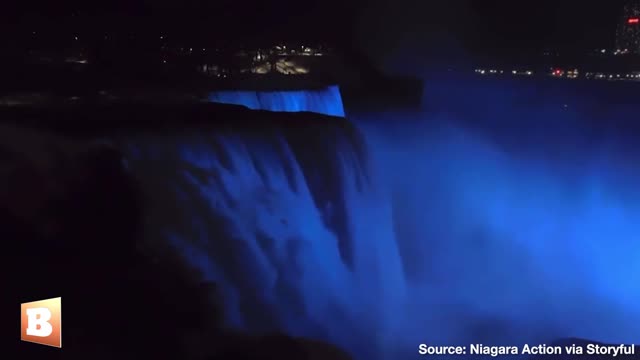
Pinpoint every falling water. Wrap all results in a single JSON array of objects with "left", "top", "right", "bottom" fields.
[
  {"left": 206, "top": 85, "right": 345, "bottom": 117},
  {"left": 116, "top": 83, "right": 640, "bottom": 359}
]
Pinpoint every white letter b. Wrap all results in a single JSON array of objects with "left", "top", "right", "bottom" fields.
[{"left": 25, "top": 308, "right": 53, "bottom": 337}]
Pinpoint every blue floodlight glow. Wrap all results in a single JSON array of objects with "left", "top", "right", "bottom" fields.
[{"left": 120, "top": 82, "right": 640, "bottom": 359}]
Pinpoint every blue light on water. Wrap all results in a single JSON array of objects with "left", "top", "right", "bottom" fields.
[
  {"left": 207, "top": 85, "right": 346, "bottom": 117},
  {"left": 123, "top": 84, "right": 640, "bottom": 359}
]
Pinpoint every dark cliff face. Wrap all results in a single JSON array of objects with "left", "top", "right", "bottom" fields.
[
  {"left": 0, "top": 105, "right": 355, "bottom": 360},
  {"left": 0, "top": 131, "right": 212, "bottom": 358}
]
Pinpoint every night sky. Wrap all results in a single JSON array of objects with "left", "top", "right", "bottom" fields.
[{"left": 0, "top": 1, "right": 630, "bottom": 60}]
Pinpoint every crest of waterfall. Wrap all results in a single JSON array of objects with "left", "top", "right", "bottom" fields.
[{"left": 207, "top": 85, "right": 345, "bottom": 117}]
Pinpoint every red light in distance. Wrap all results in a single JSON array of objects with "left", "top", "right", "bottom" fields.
[{"left": 628, "top": 18, "right": 639, "bottom": 24}]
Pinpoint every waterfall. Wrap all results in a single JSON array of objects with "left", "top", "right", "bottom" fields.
[
  {"left": 113, "top": 85, "right": 640, "bottom": 359},
  {"left": 206, "top": 85, "right": 346, "bottom": 117},
  {"left": 116, "top": 111, "right": 400, "bottom": 358}
]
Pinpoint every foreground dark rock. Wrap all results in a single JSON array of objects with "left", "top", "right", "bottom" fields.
[{"left": 0, "top": 104, "right": 354, "bottom": 359}]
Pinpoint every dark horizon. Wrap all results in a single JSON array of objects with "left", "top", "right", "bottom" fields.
[{"left": 0, "top": 1, "right": 633, "bottom": 62}]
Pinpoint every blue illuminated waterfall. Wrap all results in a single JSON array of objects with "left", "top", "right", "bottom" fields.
[
  {"left": 119, "top": 84, "right": 640, "bottom": 359},
  {"left": 207, "top": 85, "right": 345, "bottom": 117}
]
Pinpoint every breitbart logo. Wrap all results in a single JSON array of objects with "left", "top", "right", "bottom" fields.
[{"left": 20, "top": 297, "right": 62, "bottom": 348}]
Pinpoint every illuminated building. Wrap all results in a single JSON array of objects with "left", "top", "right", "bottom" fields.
[{"left": 616, "top": 2, "right": 640, "bottom": 53}]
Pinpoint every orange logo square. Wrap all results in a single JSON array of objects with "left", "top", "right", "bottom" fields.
[{"left": 20, "top": 297, "right": 62, "bottom": 348}]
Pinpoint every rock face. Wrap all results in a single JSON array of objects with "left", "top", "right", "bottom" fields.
[{"left": 527, "top": 338, "right": 639, "bottom": 360}]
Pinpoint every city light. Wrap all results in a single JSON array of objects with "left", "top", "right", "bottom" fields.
[
  {"left": 619, "top": 3, "right": 640, "bottom": 53},
  {"left": 475, "top": 69, "right": 533, "bottom": 77},
  {"left": 476, "top": 67, "right": 640, "bottom": 82}
]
